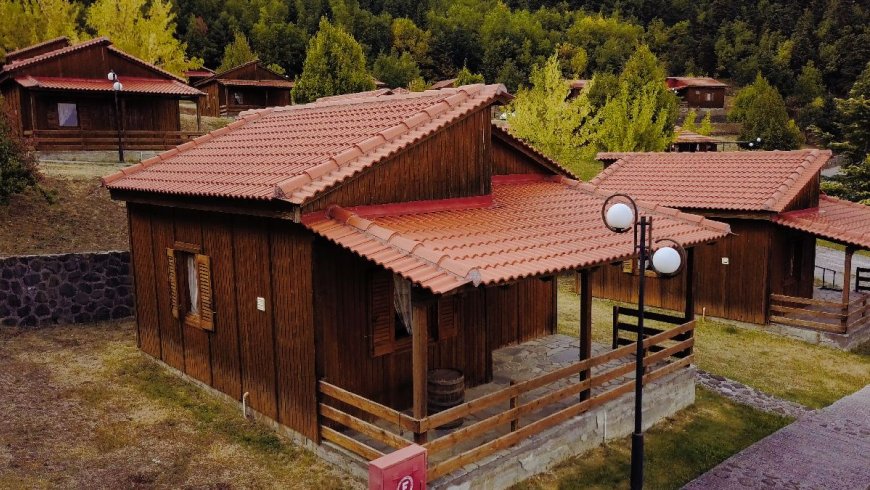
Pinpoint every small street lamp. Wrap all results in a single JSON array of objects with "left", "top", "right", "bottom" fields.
[
  {"left": 108, "top": 70, "right": 124, "bottom": 163},
  {"left": 601, "top": 194, "right": 686, "bottom": 490}
]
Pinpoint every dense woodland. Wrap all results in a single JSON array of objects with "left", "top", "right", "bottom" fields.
[{"left": 0, "top": 0, "right": 869, "bottom": 199}]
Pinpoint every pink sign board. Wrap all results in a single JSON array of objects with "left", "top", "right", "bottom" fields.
[{"left": 368, "top": 444, "right": 427, "bottom": 490}]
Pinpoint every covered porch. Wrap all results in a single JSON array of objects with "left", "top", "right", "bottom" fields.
[
  {"left": 769, "top": 196, "right": 870, "bottom": 346},
  {"left": 301, "top": 176, "right": 726, "bottom": 485}
]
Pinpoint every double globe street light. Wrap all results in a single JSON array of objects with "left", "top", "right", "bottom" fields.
[
  {"left": 107, "top": 70, "right": 124, "bottom": 162},
  {"left": 602, "top": 194, "right": 685, "bottom": 490}
]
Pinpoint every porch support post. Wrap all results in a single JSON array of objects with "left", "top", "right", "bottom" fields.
[
  {"left": 195, "top": 97, "right": 202, "bottom": 133},
  {"left": 684, "top": 247, "right": 696, "bottom": 321},
  {"left": 579, "top": 269, "right": 592, "bottom": 401},
  {"left": 411, "top": 299, "right": 428, "bottom": 444},
  {"left": 843, "top": 246, "right": 855, "bottom": 305}
]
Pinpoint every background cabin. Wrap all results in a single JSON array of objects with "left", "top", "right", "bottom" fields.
[
  {"left": 0, "top": 37, "right": 203, "bottom": 151},
  {"left": 671, "top": 126, "right": 721, "bottom": 152},
  {"left": 666, "top": 77, "right": 728, "bottom": 109},
  {"left": 104, "top": 85, "right": 726, "bottom": 479},
  {"left": 194, "top": 60, "right": 293, "bottom": 117},
  {"left": 590, "top": 151, "right": 870, "bottom": 341},
  {"left": 184, "top": 67, "right": 215, "bottom": 85}
]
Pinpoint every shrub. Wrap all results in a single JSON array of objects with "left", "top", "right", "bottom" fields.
[{"left": 0, "top": 101, "right": 40, "bottom": 203}]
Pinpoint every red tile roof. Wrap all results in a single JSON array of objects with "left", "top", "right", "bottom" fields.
[
  {"left": 673, "top": 127, "right": 721, "bottom": 144},
  {"left": 569, "top": 79, "right": 589, "bottom": 90},
  {"left": 773, "top": 195, "right": 870, "bottom": 249},
  {"left": 316, "top": 88, "right": 400, "bottom": 102},
  {"left": 590, "top": 150, "right": 832, "bottom": 212},
  {"left": 666, "top": 77, "right": 728, "bottom": 89},
  {"left": 14, "top": 75, "right": 202, "bottom": 96},
  {"left": 4, "top": 36, "right": 71, "bottom": 63},
  {"left": 595, "top": 152, "right": 641, "bottom": 163},
  {"left": 103, "top": 84, "right": 512, "bottom": 202},
  {"left": 429, "top": 78, "right": 457, "bottom": 90},
  {"left": 302, "top": 175, "right": 731, "bottom": 293}
]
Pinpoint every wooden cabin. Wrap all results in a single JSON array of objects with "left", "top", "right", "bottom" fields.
[
  {"left": 666, "top": 77, "right": 728, "bottom": 109},
  {"left": 670, "top": 126, "right": 721, "bottom": 152},
  {"left": 590, "top": 151, "right": 870, "bottom": 337},
  {"left": 0, "top": 37, "right": 203, "bottom": 151},
  {"left": 194, "top": 60, "right": 294, "bottom": 117},
  {"left": 103, "top": 85, "right": 728, "bottom": 479},
  {"left": 184, "top": 67, "right": 214, "bottom": 86}
]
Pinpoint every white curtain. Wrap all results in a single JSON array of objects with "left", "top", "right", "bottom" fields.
[
  {"left": 393, "top": 276, "right": 412, "bottom": 335},
  {"left": 187, "top": 255, "right": 199, "bottom": 314}
]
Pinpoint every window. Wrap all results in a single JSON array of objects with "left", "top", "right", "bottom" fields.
[
  {"left": 167, "top": 244, "right": 214, "bottom": 331},
  {"left": 369, "top": 270, "right": 455, "bottom": 357},
  {"left": 705, "top": 93, "right": 713, "bottom": 102},
  {"left": 233, "top": 91, "right": 244, "bottom": 105},
  {"left": 57, "top": 103, "right": 78, "bottom": 127}
]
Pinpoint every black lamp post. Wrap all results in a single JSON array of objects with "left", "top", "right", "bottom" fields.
[
  {"left": 601, "top": 194, "right": 686, "bottom": 490},
  {"left": 108, "top": 69, "right": 124, "bottom": 163}
]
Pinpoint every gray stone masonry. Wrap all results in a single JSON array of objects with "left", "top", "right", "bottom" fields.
[
  {"left": 696, "top": 370, "right": 813, "bottom": 420},
  {"left": 0, "top": 251, "right": 133, "bottom": 327}
]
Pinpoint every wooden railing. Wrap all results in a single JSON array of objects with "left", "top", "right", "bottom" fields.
[
  {"left": 770, "top": 293, "right": 870, "bottom": 334},
  {"left": 24, "top": 129, "right": 202, "bottom": 151},
  {"left": 318, "top": 321, "right": 696, "bottom": 481},
  {"left": 611, "top": 305, "right": 688, "bottom": 349}
]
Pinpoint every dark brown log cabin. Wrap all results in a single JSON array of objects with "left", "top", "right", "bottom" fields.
[
  {"left": 590, "top": 150, "right": 833, "bottom": 325},
  {"left": 194, "top": 60, "right": 293, "bottom": 117},
  {"left": 0, "top": 37, "right": 203, "bottom": 151},
  {"left": 666, "top": 77, "right": 728, "bottom": 109},
  {"left": 103, "top": 85, "right": 728, "bottom": 448}
]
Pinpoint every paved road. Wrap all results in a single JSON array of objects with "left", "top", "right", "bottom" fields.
[
  {"left": 684, "top": 386, "right": 870, "bottom": 490},
  {"left": 815, "top": 245, "right": 870, "bottom": 290}
]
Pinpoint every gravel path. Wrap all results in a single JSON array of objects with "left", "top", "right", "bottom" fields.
[
  {"left": 685, "top": 385, "right": 870, "bottom": 490},
  {"left": 696, "top": 371, "right": 814, "bottom": 420},
  {"left": 815, "top": 245, "right": 870, "bottom": 290}
]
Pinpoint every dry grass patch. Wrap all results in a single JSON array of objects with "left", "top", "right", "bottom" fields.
[{"left": 0, "top": 321, "right": 356, "bottom": 489}]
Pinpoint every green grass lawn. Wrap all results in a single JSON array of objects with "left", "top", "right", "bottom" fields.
[
  {"left": 514, "top": 388, "right": 791, "bottom": 490},
  {"left": 556, "top": 277, "right": 870, "bottom": 409}
]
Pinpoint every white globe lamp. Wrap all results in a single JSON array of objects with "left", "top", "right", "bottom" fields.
[
  {"left": 113, "top": 81, "right": 123, "bottom": 91},
  {"left": 605, "top": 202, "right": 634, "bottom": 231},
  {"left": 652, "top": 246, "right": 682, "bottom": 275}
]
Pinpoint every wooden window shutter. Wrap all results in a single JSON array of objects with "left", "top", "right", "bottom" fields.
[
  {"left": 166, "top": 248, "right": 179, "bottom": 319},
  {"left": 437, "top": 296, "right": 458, "bottom": 340},
  {"left": 369, "top": 269, "right": 395, "bottom": 357},
  {"left": 196, "top": 254, "right": 215, "bottom": 331}
]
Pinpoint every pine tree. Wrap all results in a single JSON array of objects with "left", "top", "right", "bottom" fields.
[
  {"left": 454, "top": 63, "right": 484, "bottom": 86},
  {"left": 218, "top": 31, "right": 258, "bottom": 72},
  {"left": 508, "top": 54, "right": 600, "bottom": 179},
  {"left": 698, "top": 112, "right": 714, "bottom": 136},
  {"left": 730, "top": 74, "right": 803, "bottom": 150},
  {"left": 86, "top": 0, "right": 201, "bottom": 75},
  {"left": 681, "top": 108, "right": 698, "bottom": 133},
  {"left": 829, "top": 62, "right": 870, "bottom": 163},
  {"left": 372, "top": 51, "right": 421, "bottom": 89},
  {"left": 291, "top": 18, "right": 374, "bottom": 103}
]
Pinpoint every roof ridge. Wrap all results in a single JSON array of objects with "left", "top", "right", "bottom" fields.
[
  {"left": 326, "top": 205, "right": 481, "bottom": 285},
  {"left": 101, "top": 109, "right": 273, "bottom": 186},
  {"left": 558, "top": 175, "right": 731, "bottom": 234},
  {"left": 4, "top": 36, "right": 70, "bottom": 59},
  {"left": 273, "top": 84, "right": 503, "bottom": 201},
  {"left": 765, "top": 149, "right": 831, "bottom": 212}
]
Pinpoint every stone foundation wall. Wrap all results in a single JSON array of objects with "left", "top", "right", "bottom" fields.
[{"left": 0, "top": 251, "right": 133, "bottom": 327}]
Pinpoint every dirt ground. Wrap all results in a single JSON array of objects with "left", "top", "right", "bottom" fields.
[
  {"left": 0, "top": 321, "right": 356, "bottom": 489},
  {"left": 0, "top": 174, "right": 128, "bottom": 257}
]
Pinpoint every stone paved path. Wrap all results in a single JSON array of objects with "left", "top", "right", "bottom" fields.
[
  {"left": 815, "top": 245, "right": 870, "bottom": 290},
  {"left": 695, "top": 370, "right": 813, "bottom": 420},
  {"left": 685, "top": 385, "right": 870, "bottom": 490}
]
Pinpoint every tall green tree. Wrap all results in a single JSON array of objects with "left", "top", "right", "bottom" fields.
[
  {"left": 828, "top": 62, "right": 870, "bottom": 163},
  {"left": 453, "top": 64, "right": 484, "bottom": 86},
  {"left": 291, "top": 18, "right": 374, "bottom": 103},
  {"left": 218, "top": 31, "right": 257, "bottom": 72},
  {"left": 698, "top": 112, "right": 714, "bottom": 136},
  {"left": 0, "top": 0, "right": 82, "bottom": 54},
  {"left": 681, "top": 108, "right": 698, "bottom": 133},
  {"left": 87, "top": 0, "right": 202, "bottom": 75},
  {"left": 372, "top": 51, "right": 421, "bottom": 88},
  {"left": 821, "top": 156, "right": 870, "bottom": 204},
  {"left": 730, "top": 74, "right": 803, "bottom": 150},
  {"left": 508, "top": 54, "right": 600, "bottom": 179}
]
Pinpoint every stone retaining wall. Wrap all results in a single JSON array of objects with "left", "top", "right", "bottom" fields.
[{"left": 0, "top": 251, "right": 133, "bottom": 327}]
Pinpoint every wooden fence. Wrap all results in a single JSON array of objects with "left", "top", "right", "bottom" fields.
[
  {"left": 24, "top": 129, "right": 201, "bottom": 151},
  {"left": 317, "top": 321, "right": 696, "bottom": 481},
  {"left": 769, "top": 293, "right": 870, "bottom": 334}
]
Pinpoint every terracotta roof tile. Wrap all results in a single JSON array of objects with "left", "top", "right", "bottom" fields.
[
  {"left": 2, "top": 37, "right": 110, "bottom": 73},
  {"left": 666, "top": 77, "right": 728, "bottom": 89},
  {"left": 14, "top": 75, "right": 202, "bottom": 96},
  {"left": 218, "top": 79, "right": 294, "bottom": 88},
  {"left": 103, "top": 84, "right": 511, "bottom": 202},
  {"left": 673, "top": 126, "right": 722, "bottom": 144},
  {"left": 302, "top": 176, "right": 730, "bottom": 294},
  {"left": 590, "top": 150, "right": 831, "bottom": 212},
  {"left": 773, "top": 195, "right": 870, "bottom": 249}
]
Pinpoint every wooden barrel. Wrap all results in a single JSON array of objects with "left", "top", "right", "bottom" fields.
[{"left": 427, "top": 369, "right": 465, "bottom": 430}]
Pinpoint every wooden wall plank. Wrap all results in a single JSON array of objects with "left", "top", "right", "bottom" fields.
[
  {"left": 270, "top": 222, "right": 318, "bottom": 440},
  {"left": 202, "top": 217, "right": 243, "bottom": 398},
  {"left": 150, "top": 206, "right": 185, "bottom": 370},
  {"left": 128, "top": 205, "right": 161, "bottom": 358},
  {"left": 233, "top": 216, "right": 278, "bottom": 419}
]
